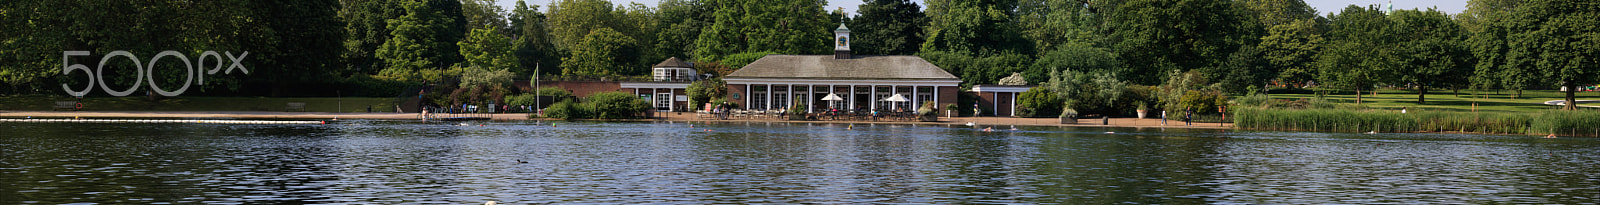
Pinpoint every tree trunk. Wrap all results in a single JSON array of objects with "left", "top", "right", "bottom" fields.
[
  {"left": 1355, "top": 87, "right": 1363, "bottom": 104},
  {"left": 1418, "top": 85, "right": 1427, "bottom": 103},
  {"left": 1565, "top": 80, "right": 1577, "bottom": 110}
]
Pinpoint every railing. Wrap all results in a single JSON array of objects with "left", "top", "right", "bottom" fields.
[{"left": 421, "top": 105, "right": 494, "bottom": 120}]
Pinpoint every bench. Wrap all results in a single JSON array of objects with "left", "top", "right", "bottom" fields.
[
  {"left": 53, "top": 101, "right": 81, "bottom": 111},
  {"left": 285, "top": 102, "right": 307, "bottom": 112}
]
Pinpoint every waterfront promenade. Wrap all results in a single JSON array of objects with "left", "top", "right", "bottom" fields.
[{"left": 0, "top": 111, "right": 1231, "bottom": 129}]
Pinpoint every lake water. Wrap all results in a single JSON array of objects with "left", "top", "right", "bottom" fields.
[{"left": 2, "top": 120, "right": 1597, "bottom": 204}]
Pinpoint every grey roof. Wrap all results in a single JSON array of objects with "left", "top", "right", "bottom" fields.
[
  {"left": 835, "top": 23, "right": 850, "bottom": 32},
  {"left": 727, "top": 55, "right": 958, "bottom": 80},
  {"left": 653, "top": 57, "right": 693, "bottom": 68}
]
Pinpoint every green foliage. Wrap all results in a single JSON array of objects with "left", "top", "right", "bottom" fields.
[
  {"left": 1529, "top": 110, "right": 1600, "bottom": 137},
  {"left": 1206, "top": 45, "right": 1272, "bottom": 95},
  {"left": 694, "top": 0, "right": 832, "bottom": 61},
  {"left": 458, "top": 26, "right": 518, "bottom": 71},
  {"left": 1016, "top": 87, "right": 1061, "bottom": 117},
  {"left": 1260, "top": 19, "right": 1325, "bottom": 87},
  {"left": 1316, "top": 5, "right": 1392, "bottom": 102},
  {"left": 378, "top": 0, "right": 468, "bottom": 82},
  {"left": 1156, "top": 70, "right": 1216, "bottom": 112},
  {"left": 343, "top": 75, "right": 419, "bottom": 97},
  {"left": 547, "top": 0, "right": 621, "bottom": 51},
  {"left": 851, "top": 0, "right": 927, "bottom": 55},
  {"left": 1490, "top": 0, "right": 1600, "bottom": 109},
  {"left": 1108, "top": 0, "right": 1253, "bottom": 85},
  {"left": 1389, "top": 8, "right": 1472, "bottom": 103},
  {"left": 920, "top": 51, "right": 1033, "bottom": 86},
  {"left": 543, "top": 100, "right": 589, "bottom": 119},
  {"left": 460, "top": 0, "right": 510, "bottom": 33},
  {"left": 687, "top": 78, "right": 726, "bottom": 111},
  {"left": 505, "top": 94, "right": 539, "bottom": 108},
  {"left": 1178, "top": 90, "right": 1227, "bottom": 115},
  {"left": 1030, "top": 42, "right": 1120, "bottom": 84},
  {"left": 584, "top": 91, "right": 650, "bottom": 119},
  {"left": 560, "top": 28, "right": 638, "bottom": 76},
  {"left": 921, "top": 0, "right": 1034, "bottom": 56},
  {"left": 457, "top": 67, "right": 514, "bottom": 89},
  {"left": 1044, "top": 69, "right": 1134, "bottom": 115},
  {"left": 510, "top": 0, "right": 560, "bottom": 76},
  {"left": 536, "top": 87, "right": 574, "bottom": 101},
  {"left": 1234, "top": 108, "right": 1536, "bottom": 134}
]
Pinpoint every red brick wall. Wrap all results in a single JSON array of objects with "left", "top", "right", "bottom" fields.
[{"left": 727, "top": 84, "right": 747, "bottom": 109}]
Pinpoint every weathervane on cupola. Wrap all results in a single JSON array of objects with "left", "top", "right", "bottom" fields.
[{"left": 834, "top": 7, "right": 851, "bottom": 59}]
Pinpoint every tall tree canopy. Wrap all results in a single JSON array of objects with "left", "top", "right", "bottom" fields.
[
  {"left": 1315, "top": 5, "right": 1393, "bottom": 104},
  {"left": 1107, "top": 0, "right": 1254, "bottom": 85},
  {"left": 693, "top": 0, "right": 832, "bottom": 62},
  {"left": 1497, "top": 0, "right": 1600, "bottom": 109},
  {"left": 920, "top": 0, "right": 1033, "bottom": 56},
  {"left": 850, "top": 0, "right": 927, "bottom": 55},
  {"left": 1389, "top": 8, "right": 1472, "bottom": 103},
  {"left": 376, "top": 0, "right": 469, "bottom": 82},
  {"left": 561, "top": 28, "right": 638, "bottom": 76}
]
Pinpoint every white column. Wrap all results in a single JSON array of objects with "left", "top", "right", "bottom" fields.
[
  {"left": 850, "top": 85, "right": 856, "bottom": 110},
  {"left": 765, "top": 84, "right": 772, "bottom": 111},
  {"left": 1010, "top": 92, "right": 1018, "bottom": 116},
  {"left": 891, "top": 86, "right": 898, "bottom": 110},
  {"left": 807, "top": 84, "right": 814, "bottom": 113},
  {"left": 993, "top": 92, "right": 999, "bottom": 117},
  {"left": 932, "top": 86, "right": 940, "bottom": 114},
  {"left": 869, "top": 85, "right": 876, "bottom": 111}
]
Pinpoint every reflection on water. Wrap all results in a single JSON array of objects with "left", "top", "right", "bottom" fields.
[{"left": 1, "top": 120, "right": 1597, "bottom": 204}]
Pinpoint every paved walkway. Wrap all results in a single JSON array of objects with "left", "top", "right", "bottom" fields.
[{"left": 0, "top": 110, "right": 1232, "bottom": 129}]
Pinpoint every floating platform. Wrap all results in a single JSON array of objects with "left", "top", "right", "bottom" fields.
[{"left": 0, "top": 118, "right": 325, "bottom": 124}]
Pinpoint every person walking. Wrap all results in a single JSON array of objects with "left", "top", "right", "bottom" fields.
[
  {"left": 1184, "top": 107, "right": 1193, "bottom": 126},
  {"left": 1161, "top": 110, "right": 1167, "bottom": 126}
]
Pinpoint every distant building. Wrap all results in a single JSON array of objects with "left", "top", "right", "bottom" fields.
[{"left": 723, "top": 23, "right": 962, "bottom": 113}]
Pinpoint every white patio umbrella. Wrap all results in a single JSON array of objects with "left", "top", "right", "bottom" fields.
[
  {"left": 821, "top": 93, "right": 844, "bottom": 101},
  {"left": 880, "top": 94, "right": 908, "bottom": 102}
]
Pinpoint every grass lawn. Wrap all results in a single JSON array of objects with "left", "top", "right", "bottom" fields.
[
  {"left": 0, "top": 96, "right": 402, "bottom": 113},
  {"left": 1267, "top": 88, "right": 1600, "bottom": 113}
]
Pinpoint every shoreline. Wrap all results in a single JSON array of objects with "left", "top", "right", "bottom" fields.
[{"left": 0, "top": 110, "right": 1233, "bottom": 130}]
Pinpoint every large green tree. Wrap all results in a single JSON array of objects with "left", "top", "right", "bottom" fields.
[
  {"left": 547, "top": 0, "right": 620, "bottom": 52},
  {"left": 694, "top": 0, "right": 832, "bottom": 61},
  {"left": 850, "top": 0, "right": 927, "bottom": 55},
  {"left": 375, "top": 0, "right": 469, "bottom": 82},
  {"left": 561, "top": 28, "right": 638, "bottom": 76},
  {"left": 341, "top": 0, "right": 406, "bottom": 76},
  {"left": 654, "top": 0, "right": 713, "bottom": 61},
  {"left": 459, "top": 26, "right": 517, "bottom": 70},
  {"left": 1389, "top": 8, "right": 1472, "bottom": 103},
  {"left": 1499, "top": 0, "right": 1600, "bottom": 110},
  {"left": 920, "top": 0, "right": 1032, "bottom": 56},
  {"left": 1315, "top": 5, "right": 1393, "bottom": 104},
  {"left": 1107, "top": 0, "right": 1253, "bottom": 85},
  {"left": 509, "top": 0, "right": 559, "bottom": 76},
  {"left": 1259, "top": 19, "right": 1323, "bottom": 87}
]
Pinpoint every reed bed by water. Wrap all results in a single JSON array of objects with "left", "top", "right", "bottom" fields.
[{"left": 1235, "top": 108, "right": 1600, "bottom": 137}]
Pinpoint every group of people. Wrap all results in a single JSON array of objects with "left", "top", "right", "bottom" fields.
[{"left": 1159, "top": 108, "right": 1197, "bottom": 126}]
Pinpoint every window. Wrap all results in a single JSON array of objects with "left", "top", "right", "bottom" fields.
[
  {"left": 656, "top": 93, "right": 672, "bottom": 111},
  {"left": 750, "top": 85, "right": 767, "bottom": 111}
]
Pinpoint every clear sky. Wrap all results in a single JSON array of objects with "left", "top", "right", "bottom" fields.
[{"left": 494, "top": 0, "right": 1470, "bottom": 19}]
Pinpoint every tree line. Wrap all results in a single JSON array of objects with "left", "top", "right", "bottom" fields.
[{"left": 2, "top": 0, "right": 1595, "bottom": 107}]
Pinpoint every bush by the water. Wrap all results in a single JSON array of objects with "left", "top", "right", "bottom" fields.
[
  {"left": 543, "top": 100, "right": 588, "bottom": 120},
  {"left": 1235, "top": 108, "right": 1600, "bottom": 136},
  {"left": 586, "top": 92, "right": 651, "bottom": 119},
  {"left": 540, "top": 91, "right": 649, "bottom": 120}
]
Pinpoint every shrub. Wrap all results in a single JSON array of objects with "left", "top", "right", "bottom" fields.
[
  {"left": 1017, "top": 87, "right": 1062, "bottom": 117},
  {"left": 1179, "top": 90, "right": 1227, "bottom": 114},
  {"left": 586, "top": 91, "right": 649, "bottom": 119},
  {"left": 544, "top": 100, "right": 586, "bottom": 120},
  {"left": 687, "top": 78, "right": 725, "bottom": 111}
]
